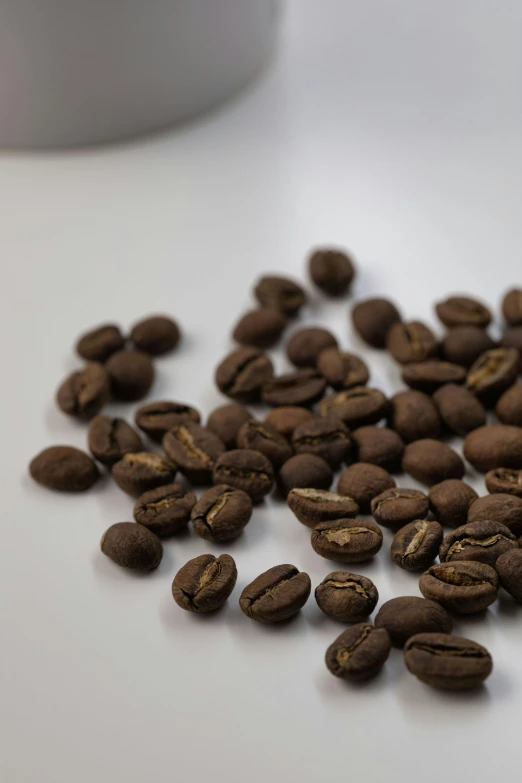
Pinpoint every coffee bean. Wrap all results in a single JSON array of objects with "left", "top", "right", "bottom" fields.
[
  {"left": 318, "top": 387, "right": 389, "bottom": 428},
  {"left": 264, "top": 406, "right": 315, "bottom": 440},
  {"left": 435, "top": 296, "right": 491, "bottom": 328},
  {"left": 278, "top": 454, "right": 333, "bottom": 496},
  {"left": 337, "top": 463, "right": 396, "bottom": 513},
  {"left": 191, "top": 485, "right": 253, "bottom": 542},
  {"left": 442, "top": 326, "right": 496, "bottom": 367},
  {"left": 467, "top": 348, "right": 519, "bottom": 405},
  {"left": 502, "top": 288, "right": 522, "bottom": 326},
  {"left": 371, "top": 488, "right": 429, "bottom": 528},
  {"left": 386, "top": 321, "right": 438, "bottom": 364},
  {"left": 287, "top": 488, "right": 359, "bottom": 528},
  {"left": 315, "top": 572, "right": 378, "bottom": 622},
  {"left": 134, "top": 483, "right": 196, "bottom": 536},
  {"left": 135, "top": 400, "right": 201, "bottom": 442},
  {"left": 496, "top": 382, "right": 522, "bottom": 426},
  {"left": 468, "top": 494, "right": 522, "bottom": 536},
  {"left": 432, "top": 383, "right": 486, "bottom": 436},
  {"left": 496, "top": 549, "right": 522, "bottom": 602},
  {"left": 463, "top": 424, "right": 522, "bottom": 472},
  {"left": 215, "top": 347, "right": 274, "bottom": 403},
  {"left": 130, "top": 315, "right": 180, "bottom": 356},
  {"left": 375, "top": 597, "right": 452, "bottom": 646},
  {"left": 292, "top": 416, "right": 352, "bottom": 469},
  {"left": 325, "top": 624, "right": 391, "bottom": 681},
  {"left": 112, "top": 452, "right": 176, "bottom": 496},
  {"left": 262, "top": 369, "right": 327, "bottom": 408},
  {"left": 239, "top": 564, "right": 311, "bottom": 623},
  {"left": 391, "top": 520, "right": 444, "bottom": 572},
  {"left": 232, "top": 308, "right": 287, "bottom": 349},
  {"left": 172, "top": 554, "right": 237, "bottom": 613},
  {"left": 286, "top": 327, "right": 338, "bottom": 367},
  {"left": 88, "top": 414, "right": 143, "bottom": 466},
  {"left": 308, "top": 248, "right": 355, "bottom": 296},
  {"left": 56, "top": 363, "right": 110, "bottom": 420},
  {"left": 419, "top": 560, "right": 499, "bottom": 614},
  {"left": 428, "top": 479, "right": 478, "bottom": 527},
  {"left": 500, "top": 327, "right": 522, "bottom": 368},
  {"left": 29, "top": 445, "right": 99, "bottom": 492},
  {"left": 402, "top": 360, "right": 466, "bottom": 394},
  {"left": 253, "top": 275, "right": 307, "bottom": 315},
  {"left": 404, "top": 632, "right": 492, "bottom": 690},
  {"left": 236, "top": 420, "right": 293, "bottom": 469},
  {"left": 389, "top": 390, "right": 441, "bottom": 443},
  {"left": 402, "top": 439, "right": 464, "bottom": 486},
  {"left": 213, "top": 449, "right": 274, "bottom": 503},
  {"left": 316, "top": 348, "right": 369, "bottom": 390},
  {"left": 106, "top": 349, "right": 154, "bottom": 401},
  {"left": 440, "top": 519, "right": 518, "bottom": 567},
  {"left": 163, "top": 422, "right": 225, "bottom": 484},
  {"left": 352, "top": 426, "right": 405, "bottom": 472},
  {"left": 207, "top": 404, "right": 253, "bottom": 448},
  {"left": 100, "top": 522, "right": 162, "bottom": 571},
  {"left": 352, "top": 298, "right": 401, "bottom": 348},
  {"left": 311, "top": 518, "right": 383, "bottom": 563},
  {"left": 76, "top": 323, "right": 125, "bottom": 363},
  {"left": 485, "top": 468, "right": 522, "bottom": 498}
]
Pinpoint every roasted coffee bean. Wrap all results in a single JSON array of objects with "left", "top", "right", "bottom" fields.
[
  {"left": 325, "top": 624, "right": 391, "bottom": 681},
  {"left": 496, "top": 382, "right": 522, "bottom": 426},
  {"left": 135, "top": 400, "right": 201, "bottom": 442},
  {"left": 463, "top": 424, "right": 522, "bottom": 472},
  {"left": 404, "top": 632, "right": 492, "bottom": 690},
  {"left": 402, "top": 360, "right": 466, "bottom": 394},
  {"left": 29, "top": 445, "right": 99, "bottom": 492},
  {"left": 292, "top": 416, "right": 352, "bottom": 469},
  {"left": 466, "top": 348, "right": 519, "bottom": 405},
  {"left": 432, "top": 383, "right": 486, "bottom": 435},
  {"left": 232, "top": 308, "right": 287, "bottom": 349},
  {"left": 502, "top": 288, "right": 522, "bottom": 326},
  {"left": 172, "top": 554, "right": 237, "bottom": 613},
  {"left": 88, "top": 414, "right": 143, "bottom": 466},
  {"left": 215, "top": 347, "right": 274, "bottom": 403},
  {"left": 130, "top": 315, "right": 180, "bottom": 355},
  {"left": 76, "top": 323, "right": 125, "bottom": 363},
  {"left": 112, "top": 452, "right": 176, "bottom": 496},
  {"left": 428, "top": 479, "right": 478, "bottom": 527},
  {"left": 315, "top": 572, "right": 378, "bottom": 622},
  {"left": 389, "top": 390, "right": 441, "bottom": 443},
  {"left": 435, "top": 296, "right": 491, "bottom": 328},
  {"left": 288, "top": 488, "right": 359, "bottom": 528},
  {"left": 264, "top": 406, "right": 315, "bottom": 440},
  {"left": 191, "top": 485, "right": 253, "bottom": 543},
  {"left": 352, "top": 426, "right": 405, "bottom": 472},
  {"left": 207, "top": 404, "right": 253, "bottom": 448},
  {"left": 496, "top": 549, "right": 522, "bottom": 602},
  {"left": 134, "top": 483, "right": 196, "bottom": 536},
  {"left": 56, "top": 363, "right": 110, "bottom": 420},
  {"left": 500, "top": 327, "right": 522, "bottom": 369},
  {"left": 442, "top": 326, "right": 495, "bottom": 367},
  {"left": 262, "top": 369, "right": 327, "bottom": 408},
  {"left": 253, "top": 275, "right": 307, "bottom": 315},
  {"left": 468, "top": 494, "right": 522, "bottom": 536},
  {"left": 286, "top": 327, "right": 338, "bottom": 367},
  {"left": 237, "top": 420, "right": 293, "bottom": 469},
  {"left": 419, "top": 560, "right": 499, "bottom": 614},
  {"left": 375, "top": 597, "right": 452, "bottom": 646},
  {"left": 391, "top": 520, "right": 444, "bottom": 571},
  {"left": 316, "top": 348, "right": 370, "bottom": 390},
  {"left": 485, "top": 468, "right": 522, "bottom": 499},
  {"left": 163, "top": 422, "right": 225, "bottom": 484},
  {"left": 318, "top": 387, "right": 389, "bottom": 428},
  {"left": 311, "top": 518, "right": 383, "bottom": 563},
  {"left": 351, "top": 298, "right": 401, "bottom": 348},
  {"left": 337, "top": 463, "right": 396, "bottom": 513},
  {"left": 402, "top": 439, "right": 464, "bottom": 486},
  {"left": 239, "top": 564, "right": 311, "bottom": 623},
  {"left": 308, "top": 248, "right": 355, "bottom": 296},
  {"left": 371, "top": 488, "right": 429, "bottom": 528},
  {"left": 278, "top": 454, "right": 333, "bottom": 496},
  {"left": 386, "top": 321, "right": 438, "bottom": 364},
  {"left": 213, "top": 449, "right": 274, "bottom": 503},
  {"left": 440, "top": 519, "right": 518, "bottom": 566},
  {"left": 106, "top": 349, "right": 154, "bottom": 401},
  {"left": 100, "top": 522, "right": 162, "bottom": 571}
]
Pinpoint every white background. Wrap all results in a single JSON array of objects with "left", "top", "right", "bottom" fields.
[{"left": 2, "top": 2, "right": 522, "bottom": 781}]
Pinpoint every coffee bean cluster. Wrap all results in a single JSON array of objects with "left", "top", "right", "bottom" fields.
[{"left": 28, "top": 253, "right": 522, "bottom": 693}]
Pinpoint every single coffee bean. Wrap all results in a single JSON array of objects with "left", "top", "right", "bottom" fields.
[
  {"left": 239, "top": 564, "right": 311, "bottom": 623},
  {"left": 439, "top": 519, "right": 518, "bottom": 566},
  {"left": 402, "top": 439, "right": 464, "bottom": 486},
  {"left": 502, "top": 288, "right": 522, "bottom": 325},
  {"left": 288, "top": 488, "right": 359, "bottom": 528},
  {"left": 76, "top": 323, "right": 125, "bottom": 363},
  {"left": 88, "top": 414, "right": 143, "bottom": 466},
  {"left": 56, "top": 363, "right": 110, "bottom": 420},
  {"left": 253, "top": 275, "right": 307, "bottom": 315},
  {"left": 232, "top": 308, "right": 287, "bottom": 349},
  {"left": 467, "top": 348, "right": 519, "bottom": 405},
  {"left": 432, "top": 383, "right": 486, "bottom": 436},
  {"left": 435, "top": 295, "right": 491, "bottom": 328},
  {"left": 112, "top": 452, "right": 176, "bottom": 496},
  {"left": 311, "top": 518, "right": 383, "bottom": 563},
  {"left": 496, "top": 382, "right": 522, "bottom": 426},
  {"left": 375, "top": 597, "right": 452, "bottom": 647},
  {"left": 352, "top": 426, "right": 405, "bottom": 472},
  {"left": 428, "top": 479, "right": 478, "bottom": 527},
  {"left": 236, "top": 420, "right": 293, "bottom": 469},
  {"left": 163, "top": 422, "right": 225, "bottom": 484},
  {"left": 213, "top": 449, "right": 274, "bottom": 503},
  {"left": 172, "top": 554, "right": 237, "bottom": 613},
  {"left": 315, "top": 572, "right": 378, "bottom": 622},
  {"left": 308, "top": 248, "right": 355, "bottom": 296},
  {"left": 468, "top": 493, "right": 522, "bottom": 536},
  {"left": 325, "top": 624, "right": 391, "bottom": 681},
  {"left": 500, "top": 327, "right": 522, "bottom": 369},
  {"left": 215, "top": 347, "right": 274, "bottom": 403},
  {"left": 485, "top": 468, "right": 522, "bottom": 498},
  {"left": 404, "top": 632, "right": 492, "bottom": 690},
  {"left": 352, "top": 298, "right": 401, "bottom": 348},
  {"left": 316, "top": 348, "right": 369, "bottom": 390},
  {"left": 402, "top": 360, "right": 466, "bottom": 394},
  {"left": 318, "top": 387, "right": 389, "bottom": 428},
  {"left": 391, "top": 520, "right": 443, "bottom": 572},
  {"left": 134, "top": 483, "right": 196, "bottom": 536},
  {"left": 389, "top": 390, "right": 441, "bottom": 443},
  {"left": 105, "top": 349, "right": 154, "bottom": 401},
  {"left": 337, "top": 463, "right": 396, "bottom": 513},
  {"left": 207, "top": 404, "right": 253, "bottom": 448},
  {"left": 100, "top": 522, "right": 162, "bottom": 571},
  {"left": 135, "top": 400, "right": 201, "bottom": 442},
  {"left": 262, "top": 369, "right": 327, "bottom": 408},
  {"left": 419, "top": 560, "right": 499, "bottom": 614},
  {"left": 278, "top": 454, "right": 333, "bottom": 496},
  {"left": 386, "top": 321, "right": 438, "bottom": 364},
  {"left": 371, "top": 488, "right": 429, "bottom": 528},
  {"left": 29, "top": 445, "right": 99, "bottom": 491},
  {"left": 442, "top": 326, "right": 496, "bottom": 367},
  {"left": 286, "top": 327, "right": 338, "bottom": 368},
  {"left": 191, "top": 485, "right": 253, "bottom": 542},
  {"left": 463, "top": 424, "right": 522, "bottom": 472},
  {"left": 292, "top": 416, "right": 352, "bottom": 469},
  {"left": 130, "top": 315, "right": 180, "bottom": 355},
  {"left": 496, "top": 549, "right": 522, "bottom": 602},
  {"left": 264, "top": 406, "right": 315, "bottom": 440}
]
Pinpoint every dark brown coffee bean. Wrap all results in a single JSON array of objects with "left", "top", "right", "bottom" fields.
[
  {"left": 134, "top": 483, "right": 196, "bottom": 536},
  {"left": 435, "top": 296, "right": 491, "bottom": 328},
  {"left": 215, "top": 347, "right": 274, "bottom": 403},
  {"left": 318, "top": 387, "right": 389, "bottom": 428},
  {"left": 311, "top": 518, "right": 383, "bottom": 563},
  {"left": 308, "top": 248, "right": 355, "bottom": 296},
  {"left": 76, "top": 323, "right": 125, "bottom": 363},
  {"left": 278, "top": 454, "right": 333, "bottom": 497},
  {"left": 29, "top": 445, "right": 99, "bottom": 492},
  {"left": 428, "top": 479, "right": 478, "bottom": 527},
  {"left": 232, "top": 308, "right": 287, "bottom": 349},
  {"left": 496, "top": 549, "right": 522, "bottom": 602},
  {"left": 325, "top": 624, "right": 391, "bottom": 681},
  {"left": 371, "top": 488, "right": 429, "bottom": 528},
  {"left": 496, "top": 382, "right": 522, "bottom": 426},
  {"left": 191, "top": 485, "right": 253, "bottom": 542},
  {"left": 288, "top": 488, "right": 359, "bottom": 528},
  {"left": 402, "top": 360, "right": 466, "bottom": 394},
  {"left": 352, "top": 298, "right": 401, "bottom": 348},
  {"left": 468, "top": 494, "right": 522, "bottom": 536},
  {"left": 386, "top": 321, "right": 438, "bottom": 364},
  {"left": 292, "top": 416, "right": 352, "bottom": 469},
  {"left": 463, "top": 424, "right": 522, "bottom": 472},
  {"left": 105, "top": 349, "right": 154, "bottom": 401},
  {"left": 404, "top": 632, "right": 492, "bottom": 690},
  {"left": 213, "top": 449, "right": 274, "bottom": 503},
  {"left": 442, "top": 326, "right": 496, "bottom": 367},
  {"left": 100, "top": 522, "right": 162, "bottom": 571},
  {"left": 172, "top": 554, "right": 237, "bottom": 613},
  {"left": 262, "top": 369, "right": 327, "bottom": 408},
  {"left": 485, "top": 468, "right": 522, "bottom": 498},
  {"left": 402, "top": 439, "right": 464, "bottom": 486},
  {"left": 207, "top": 404, "right": 253, "bottom": 448},
  {"left": 389, "top": 390, "right": 441, "bottom": 443},
  {"left": 239, "top": 564, "right": 311, "bottom": 623},
  {"left": 419, "top": 560, "right": 499, "bottom": 614},
  {"left": 286, "top": 327, "right": 338, "bottom": 368},
  {"left": 237, "top": 420, "right": 293, "bottom": 469},
  {"left": 391, "top": 520, "right": 444, "bottom": 572},
  {"left": 375, "top": 597, "right": 452, "bottom": 647},
  {"left": 315, "top": 572, "right": 378, "bottom": 622},
  {"left": 432, "top": 383, "right": 486, "bottom": 436},
  {"left": 135, "top": 400, "right": 201, "bottom": 442},
  {"left": 112, "top": 452, "right": 176, "bottom": 496},
  {"left": 337, "top": 463, "right": 396, "bottom": 513},
  {"left": 352, "top": 426, "right": 405, "bottom": 472},
  {"left": 130, "top": 315, "right": 180, "bottom": 356},
  {"left": 316, "top": 348, "right": 369, "bottom": 390},
  {"left": 502, "top": 288, "right": 522, "bottom": 326},
  {"left": 88, "top": 414, "right": 143, "bottom": 467},
  {"left": 500, "top": 326, "right": 522, "bottom": 368},
  {"left": 439, "top": 520, "right": 518, "bottom": 567},
  {"left": 254, "top": 275, "right": 307, "bottom": 315},
  {"left": 467, "top": 348, "right": 519, "bottom": 405},
  {"left": 163, "top": 422, "right": 225, "bottom": 484},
  {"left": 56, "top": 363, "right": 110, "bottom": 420},
  {"left": 264, "top": 406, "right": 315, "bottom": 440}
]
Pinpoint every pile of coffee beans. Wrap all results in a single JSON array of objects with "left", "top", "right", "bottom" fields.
[{"left": 28, "top": 253, "right": 522, "bottom": 693}]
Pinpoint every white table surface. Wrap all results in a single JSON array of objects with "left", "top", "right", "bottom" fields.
[{"left": 2, "top": 2, "right": 522, "bottom": 781}]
